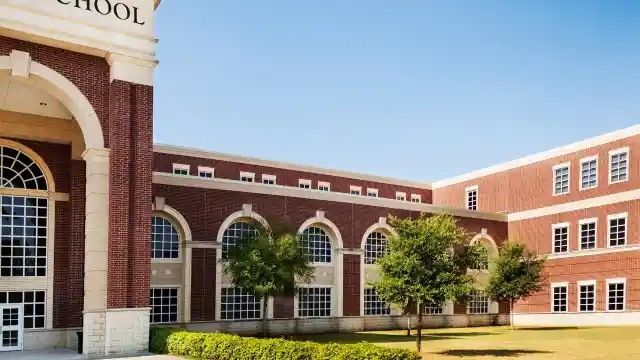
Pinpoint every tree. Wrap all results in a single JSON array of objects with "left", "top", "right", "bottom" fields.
[
  {"left": 221, "top": 229, "right": 315, "bottom": 337},
  {"left": 373, "top": 214, "right": 488, "bottom": 353},
  {"left": 485, "top": 242, "right": 547, "bottom": 330}
]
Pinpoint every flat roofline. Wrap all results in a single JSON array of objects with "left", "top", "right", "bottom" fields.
[
  {"left": 433, "top": 124, "right": 640, "bottom": 188},
  {"left": 153, "top": 143, "right": 434, "bottom": 190}
]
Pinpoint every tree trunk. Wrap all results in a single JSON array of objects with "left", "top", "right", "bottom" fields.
[
  {"left": 510, "top": 299, "right": 515, "bottom": 331},
  {"left": 406, "top": 314, "right": 411, "bottom": 336},
  {"left": 416, "top": 302, "right": 423, "bottom": 353},
  {"left": 262, "top": 296, "right": 269, "bottom": 338}
]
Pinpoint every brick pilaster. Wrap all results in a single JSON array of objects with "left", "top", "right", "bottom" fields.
[
  {"left": 68, "top": 160, "right": 86, "bottom": 327},
  {"left": 343, "top": 254, "right": 361, "bottom": 316},
  {"left": 191, "top": 248, "right": 216, "bottom": 321},
  {"left": 52, "top": 199, "right": 70, "bottom": 328}
]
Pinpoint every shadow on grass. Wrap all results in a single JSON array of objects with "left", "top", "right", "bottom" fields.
[
  {"left": 517, "top": 326, "right": 582, "bottom": 331},
  {"left": 437, "top": 349, "right": 553, "bottom": 357},
  {"left": 291, "top": 331, "right": 494, "bottom": 344}
]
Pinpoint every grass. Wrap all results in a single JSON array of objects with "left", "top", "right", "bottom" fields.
[{"left": 293, "top": 326, "right": 640, "bottom": 359}]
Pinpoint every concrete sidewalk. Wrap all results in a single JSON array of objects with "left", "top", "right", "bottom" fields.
[{"left": 3, "top": 349, "right": 184, "bottom": 360}]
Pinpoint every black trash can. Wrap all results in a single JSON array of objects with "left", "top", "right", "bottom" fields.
[{"left": 77, "top": 331, "right": 83, "bottom": 354}]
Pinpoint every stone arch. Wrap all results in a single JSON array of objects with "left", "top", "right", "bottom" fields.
[
  {"left": 297, "top": 211, "right": 344, "bottom": 249},
  {"left": 0, "top": 138, "right": 56, "bottom": 192},
  {"left": 470, "top": 232, "right": 499, "bottom": 259},
  {"left": 0, "top": 50, "right": 105, "bottom": 149},
  {"left": 216, "top": 205, "right": 271, "bottom": 244},
  {"left": 360, "top": 217, "right": 397, "bottom": 249}
]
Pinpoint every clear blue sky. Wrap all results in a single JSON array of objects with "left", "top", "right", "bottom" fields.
[{"left": 154, "top": 1, "right": 640, "bottom": 181}]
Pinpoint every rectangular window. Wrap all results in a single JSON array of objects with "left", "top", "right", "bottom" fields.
[
  {"left": 298, "top": 179, "right": 311, "bottom": 189},
  {"left": 363, "top": 288, "right": 391, "bottom": 316},
  {"left": 318, "top": 181, "right": 330, "bottom": 192},
  {"left": 467, "top": 291, "right": 489, "bottom": 314},
  {"left": 262, "top": 174, "right": 276, "bottom": 185},
  {"left": 198, "top": 166, "right": 214, "bottom": 179},
  {"left": 552, "top": 223, "right": 569, "bottom": 253},
  {"left": 298, "top": 287, "right": 331, "bottom": 318},
  {"left": 411, "top": 194, "right": 422, "bottom": 203},
  {"left": 367, "top": 188, "right": 379, "bottom": 198},
  {"left": 0, "top": 291, "right": 46, "bottom": 329},
  {"left": 220, "top": 287, "right": 261, "bottom": 320},
  {"left": 608, "top": 213, "right": 627, "bottom": 247},
  {"left": 552, "top": 283, "right": 568, "bottom": 312},
  {"left": 172, "top": 164, "right": 189, "bottom": 176},
  {"left": 579, "top": 219, "right": 597, "bottom": 250},
  {"left": 150, "top": 288, "right": 178, "bottom": 324},
  {"left": 0, "top": 196, "right": 48, "bottom": 277},
  {"left": 578, "top": 281, "right": 595, "bottom": 312},
  {"left": 424, "top": 303, "right": 443, "bottom": 315},
  {"left": 466, "top": 185, "right": 478, "bottom": 210},
  {"left": 607, "top": 279, "right": 625, "bottom": 311},
  {"left": 609, "top": 147, "right": 629, "bottom": 184},
  {"left": 395, "top": 192, "right": 406, "bottom": 201},
  {"left": 553, "top": 163, "right": 570, "bottom": 195},
  {"left": 350, "top": 186, "right": 362, "bottom": 195},
  {"left": 239, "top": 171, "right": 255, "bottom": 183},
  {"left": 580, "top": 156, "right": 598, "bottom": 190}
]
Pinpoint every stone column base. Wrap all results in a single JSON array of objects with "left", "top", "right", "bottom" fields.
[{"left": 83, "top": 308, "right": 150, "bottom": 355}]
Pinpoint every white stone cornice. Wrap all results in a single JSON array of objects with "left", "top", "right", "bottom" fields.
[{"left": 107, "top": 53, "right": 157, "bottom": 86}]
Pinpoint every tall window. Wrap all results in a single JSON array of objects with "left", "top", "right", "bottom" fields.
[
  {"left": 1, "top": 145, "right": 48, "bottom": 278},
  {"left": 220, "top": 287, "right": 261, "bottom": 320},
  {"left": 607, "top": 279, "right": 625, "bottom": 311},
  {"left": 553, "top": 164, "right": 570, "bottom": 195},
  {"left": 221, "top": 221, "right": 258, "bottom": 259},
  {"left": 300, "top": 226, "right": 332, "bottom": 263},
  {"left": 298, "top": 287, "right": 331, "bottom": 318},
  {"left": 608, "top": 214, "right": 627, "bottom": 247},
  {"left": 151, "top": 216, "right": 179, "bottom": 259},
  {"left": 363, "top": 288, "right": 391, "bottom": 316},
  {"left": 364, "top": 231, "right": 387, "bottom": 265},
  {"left": 553, "top": 224, "right": 569, "bottom": 253},
  {"left": 609, "top": 148, "right": 628, "bottom": 184},
  {"left": 466, "top": 186, "right": 478, "bottom": 210},
  {"left": 468, "top": 291, "right": 489, "bottom": 314},
  {"left": 578, "top": 282, "right": 595, "bottom": 312},
  {"left": 580, "top": 157, "right": 597, "bottom": 190},
  {"left": 552, "top": 284, "right": 568, "bottom": 312},
  {"left": 150, "top": 288, "right": 178, "bottom": 324},
  {"left": 0, "top": 291, "right": 45, "bottom": 329},
  {"left": 579, "top": 220, "right": 596, "bottom": 250}
]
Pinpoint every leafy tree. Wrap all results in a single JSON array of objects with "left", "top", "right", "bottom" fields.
[
  {"left": 485, "top": 242, "right": 547, "bottom": 330},
  {"left": 221, "top": 228, "right": 315, "bottom": 337},
  {"left": 373, "top": 214, "right": 488, "bottom": 353}
]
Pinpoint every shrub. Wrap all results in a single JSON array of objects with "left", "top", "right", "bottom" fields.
[{"left": 150, "top": 327, "right": 421, "bottom": 360}]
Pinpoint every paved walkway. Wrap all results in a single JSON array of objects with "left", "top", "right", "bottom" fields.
[{"left": 3, "top": 349, "right": 183, "bottom": 360}]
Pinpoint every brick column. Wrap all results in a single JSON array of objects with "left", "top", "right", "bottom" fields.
[
  {"left": 343, "top": 254, "right": 361, "bottom": 316},
  {"left": 68, "top": 160, "right": 86, "bottom": 328}
]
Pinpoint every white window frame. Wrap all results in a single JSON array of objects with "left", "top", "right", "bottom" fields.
[
  {"left": 318, "top": 181, "right": 330, "bottom": 192},
  {"left": 551, "top": 282, "right": 569, "bottom": 313},
  {"left": 367, "top": 188, "right": 379, "bottom": 198},
  {"left": 295, "top": 285, "right": 332, "bottom": 318},
  {"left": 577, "top": 280, "right": 596, "bottom": 313},
  {"left": 607, "top": 212, "right": 628, "bottom": 248},
  {"left": 172, "top": 163, "right": 190, "bottom": 176},
  {"left": 465, "top": 185, "right": 478, "bottom": 210},
  {"left": 552, "top": 162, "right": 570, "bottom": 196},
  {"left": 197, "top": 166, "right": 215, "bottom": 179},
  {"left": 578, "top": 218, "right": 597, "bottom": 251},
  {"left": 150, "top": 286, "right": 181, "bottom": 324},
  {"left": 411, "top": 194, "right": 422, "bottom": 203},
  {"left": 262, "top": 174, "right": 276, "bottom": 185},
  {"left": 239, "top": 171, "right": 255, "bottom": 183},
  {"left": 363, "top": 286, "right": 391, "bottom": 316},
  {"left": 350, "top": 186, "right": 362, "bottom": 195},
  {"left": 395, "top": 192, "right": 406, "bottom": 201},
  {"left": 298, "top": 179, "right": 312, "bottom": 189},
  {"left": 606, "top": 278, "right": 626, "bottom": 312},
  {"left": 551, "top": 222, "right": 570, "bottom": 254},
  {"left": 579, "top": 155, "right": 598, "bottom": 191},
  {"left": 220, "top": 286, "right": 262, "bottom": 320},
  {"left": 609, "top": 147, "right": 630, "bottom": 185}
]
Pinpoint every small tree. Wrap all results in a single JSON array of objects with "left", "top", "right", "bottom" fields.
[
  {"left": 485, "top": 242, "right": 547, "bottom": 330},
  {"left": 222, "top": 230, "right": 314, "bottom": 337},
  {"left": 373, "top": 214, "right": 487, "bottom": 353}
]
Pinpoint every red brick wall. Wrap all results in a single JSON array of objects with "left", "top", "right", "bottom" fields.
[
  {"left": 154, "top": 153, "right": 432, "bottom": 203},
  {"left": 433, "top": 136, "right": 640, "bottom": 213},
  {"left": 68, "top": 160, "right": 86, "bottom": 328},
  {"left": 191, "top": 248, "right": 217, "bottom": 321},
  {"left": 343, "top": 254, "right": 360, "bottom": 316},
  {"left": 53, "top": 197, "right": 70, "bottom": 329}
]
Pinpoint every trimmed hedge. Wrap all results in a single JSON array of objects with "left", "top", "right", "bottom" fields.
[{"left": 150, "top": 327, "right": 421, "bottom": 360}]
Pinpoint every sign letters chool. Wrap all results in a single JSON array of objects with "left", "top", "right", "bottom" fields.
[{"left": 56, "top": 0, "right": 146, "bottom": 25}]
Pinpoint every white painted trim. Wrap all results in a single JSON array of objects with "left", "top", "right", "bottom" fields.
[
  {"left": 411, "top": 194, "right": 422, "bottom": 203},
  {"left": 239, "top": 171, "right": 255, "bottom": 182},
  {"left": 608, "top": 147, "right": 630, "bottom": 185},
  {"left": 197, "top": 166, "right": 215, "bottom": 178},
  {"left": 607, "top": 212, "right": 628, "bottom": 248},
  {"left": 349, "top": 185, "right": 362, "bottom": 195},
  {"left": 578, "top": 217, "right": 598, "bottom": 225},
  {"left": 153, "top": 173, "right": 507, "bottom": 221},
  {"left": 154, "top": 143, "right": 432, "bottom": 189},
  {"left": 465, "top": 185, "right": 479, "bottom": 192},
  {"left": 606, "top": 278, "right": 626, "bottom": 312},
  {"left": 577, "top": 280, "right": 597, "bottom": 286},
  {"left": 318, "top": 181, "right": 331, "bottom": 191},
  {"left": 579, "top": 155, "right": 598, "bottom": 191},
  {"left": 298, "top": 179, "right": 312, "bottom": 189},
  {"left": 366, "top": 188, "right": 379, "bottom": 198},
  {"left": 433, "top": 124, "right": 640, "bottom": 188},
  {"left": 577, "top": 280, "right": 597, "bottom": 313},
  {"left": 552, "top": 162, "right": 570, "bottom": 196},
  {"left": 360, "top": 218, "right": 397, "bottom": 249},
  {"left": 607, "top": 212, "right": 628, "bottom": 221},
  {"left": 395, "top": 191, "right": 406, "bottom": 201},
  {"left": 551, "top": 282, "right": 569, "bottom": 313},
  {"left": 261, "top": 174, "right": 276, "bottom": 185},
  {"left": 508, "top": 188, "right": 640, "bottom": 221},
  {"left": 172, "top": 163, "right": 190, "bottom": 174},
  {"left": 469, "top": 232, "right": 499, "bottom": 258},
  {"left": 578, "top": 218, "right": 597, "bottom": 251},
  {"left": 551, "top": 222, "right": 569, "bottom": 254},
  {"left": 293, "top": 285, "right": 335, "bottom": 319},
  {"left": 149, "top": 284, "right": 183, "bottom": 324},
  {"left": 465, "top": 186, "right": 478, "bottom": 210},
  {"left": 298, "top": 212, "right": 345, "bottom": 252},
  {"left": 548, "top": 243, "right": 640, "bottom": 259}
]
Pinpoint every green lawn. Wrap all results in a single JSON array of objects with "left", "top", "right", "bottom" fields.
[{"left": 294, "top": 326, "right": 640, "bottom": 359}]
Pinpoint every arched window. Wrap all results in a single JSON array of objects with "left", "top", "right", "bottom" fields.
[
  {"left": 1, "top": 146, "right": 47, "bottom": 190},
  {"left": 221, "top": 221, "right": 258, "bottom": 259},
  {"left": 364, "top": 231, "right": 387, "bottom": 264},
  {"left": 300, "top": 226, "right": 332, "bottom": 264},
  {"left": 151, "top": 216, "right": 180, "bottom": 259}
]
